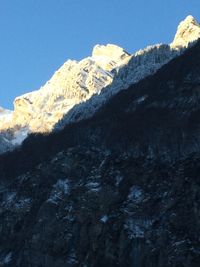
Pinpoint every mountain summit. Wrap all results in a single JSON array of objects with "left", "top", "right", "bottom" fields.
[
  {"left": 0, "top": 28, "right": 200, "bottom": 267},
  {"left": 0, "top": 107, "right": 12, "bottom": 128},
  {"left": 0, "top": 15, "right": 200, "bottom": 153},
  {"left": 171, "top": 15, "right": 200, "bottom": 48},
  {"left": 91, "top": 44, "right": 130, "bottom": 71}
]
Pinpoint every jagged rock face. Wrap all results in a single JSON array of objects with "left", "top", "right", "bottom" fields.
[
  {"left": 14, "top": 43, "right": 179, "bottom": 133},
  {"left": 171, "top": 15, "right": 200, "bottom": 48},
  {"left": 57, "top": 44, "right": 178, "bottom": 128},
  {"left": 92, "top": 44, "right": 130, "bottom": 70},
  {"left": 0, "top": 107, "right": 12, "bottom": 130},
  {"left": 0, "top": 16, "right": 200, "bottom": 151},
  {"left": 0, "top": 39, "right": 200, "bottom": 267},
  {"left": 12, "top": 47, "right": 130, "bottom": 132},
  {"left": 9, "top": 43, "right": 178, "bottom": 133}
]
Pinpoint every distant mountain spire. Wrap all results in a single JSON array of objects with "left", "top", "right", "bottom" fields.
[
  {"left": 171, "top": 15, "right": 200, "bottom": 48},
  {"left": 1, "top": 15, "right": 200, "bottom": 153}
]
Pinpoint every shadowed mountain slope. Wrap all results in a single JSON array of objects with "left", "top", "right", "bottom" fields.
[
  {"left": 0, "top": 40, "right": 200, "bottom": 267},
  {"left": 1, "top": 15, "right": 200, "bottom": 155}
]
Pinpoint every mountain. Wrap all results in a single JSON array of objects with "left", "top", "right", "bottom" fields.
[
  {"left": 0, "top": 107, "right": 12, "bottom": 127},
  {"left": 171, "top": 15, "right": 200, "bottom": 48},
  {"left": 12, "top": 45, "right": 130, "bottom": 132},
  {"left": 0, "top": 15, "right": 200, "bottom": 154},
  {"left": 0, "top": 107, "right": 13, "bottom": 153},
  {"left": 0, "top": 34, "right": 200, "bottom": 266}
]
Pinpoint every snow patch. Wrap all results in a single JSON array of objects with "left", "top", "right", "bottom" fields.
[
  {"left": 135, "top": 95, "right": 147, "bottom": 104},
  {"left": 15, "top": 198, "right": 32, "bottom": 211},
  {"left": 115, "top": 175, "right": 123, "bottom": 186},
  {"left": 86, "top": 181, "right": 101, "bottom": 192},
  {"left": 100, "top": 215, "right": 109, "bottom": 223},
  {"left": 128, "top": 186, "right": 143, "bottom": 203},
  {"left": 0, "top": 252, "right": 12, "bottom": 265},
  {"left": 11, "top": 128, "right": 28, "bottom": 145},
  {"left": 124, "top": 218, "right": 153, "bottom": 239},
  {"left": 67, "top": 250, "right": 78, "bottom": 264},
  {"left": 47, "top": 179, "right": 69, "bottom": 205}
]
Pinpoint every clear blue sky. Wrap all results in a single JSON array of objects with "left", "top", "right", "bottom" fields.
[{"left": 0, "top": 0, "right": 200, "bottom": 109}]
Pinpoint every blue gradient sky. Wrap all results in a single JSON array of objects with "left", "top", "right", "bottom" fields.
[{"left": 0, "top": 0, "right": 200, "bottom": 109}]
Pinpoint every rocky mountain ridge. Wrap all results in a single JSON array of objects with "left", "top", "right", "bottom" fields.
[
  {"left": 0, "top": 36, "right": 200, "bottom": 267},
  {"left": 0, "top": 16, "right": 200, "bottom": 153}
]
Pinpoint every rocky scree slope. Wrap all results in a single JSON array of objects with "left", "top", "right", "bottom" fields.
[
  {"left": 0, "top": 39, "right": 200, "bottom": 267},
  {"left": 0, "top": 15, "right": 200, "bottom": 153}
]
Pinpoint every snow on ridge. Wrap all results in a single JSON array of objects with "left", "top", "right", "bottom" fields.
[
  {"left": 171, "top": 15, "right": 200, "bottom": 48},
  {"left": 0, "top": 106, "right": 12, "bottom": 116},
  {"left": 0, "top": 15, "right": 200, "bottom": 152},
  {"left": 56, "top": 15, "right": 200, "bottom": 128},
  {"left": 0, "top": 107, "right": 13, "bottom": 127},
  {"left": 56, "top": 44, "right": 179, "bottom": 127}
]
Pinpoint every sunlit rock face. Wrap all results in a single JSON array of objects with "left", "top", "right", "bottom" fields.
[
  {"left": 0, "top": 107, "right": 27, "bottom": 151},
  {"left": 0, "top": 107, "right": 12, "bottom": 130},
  {"left": 12, "top": 47, "right": 130, "bottom": 133},
  {"left": 1, "top": 39, "right": 200, "bottom": 267},
  {"left": 56, "top": 44, "right": 178, "bottom": 129},
  {"left": 171, "top": 15, "right": 200, "bottom": 48},
  {"left": 92, "top": 44, "right": 130, "bottom": 71},
  {"left": 0, "top": 15, "right": 200, "bottom": 152}
]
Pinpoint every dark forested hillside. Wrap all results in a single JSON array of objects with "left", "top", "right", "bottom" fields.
[{"left": 0, "top": 41, "right": 200, "bottom": 267}]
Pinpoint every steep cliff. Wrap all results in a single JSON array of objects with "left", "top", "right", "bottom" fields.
[
  {"left": 0, "top": 15, "right": 200, "bottom": 154},
  {"left": 0, "top": 38, "right": 200, "bottom": 267}
]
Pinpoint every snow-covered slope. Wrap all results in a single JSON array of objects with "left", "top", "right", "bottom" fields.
[
  {"left": 0, "top": 107, "right": 12, "bottom": 129},
  {"left": 57, "top": 44, "right": 178, "bottom": 127},
  {"left": 0, "top": 15, "right": 200, "bottom": 151},
  {"left": 12, "top": 44, "right": 130, "bottom": 132},
  {"left": 171, "top": 15, "right": 200, "bottom": 48},
  {"left": 0, "top": 107, "right": 28, "bottom": 151}
]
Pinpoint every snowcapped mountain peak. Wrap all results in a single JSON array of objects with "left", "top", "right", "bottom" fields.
[
  {"left": 92, "top": 44, "right": 129, "bottom": 60},
  {"left": 91, "top": 44, "right": 130, "bottom": 71},
  {"left": 184, "top": 15, "right": 198, "bottom": 23},
  {"left": 11, "top": 46, "right": 129, "bottom": 133},
  {"left": 171, "top": 15, "right": 200, "bottom": 48},
  {"left": 1, "top": 15, "right": 200, "bottom": 152},
  {"left": 0, "top": 106, "right": 11, "bottom": 114},
  {"left": 0, "top": 106, "right": 13, "bottom": 130}
]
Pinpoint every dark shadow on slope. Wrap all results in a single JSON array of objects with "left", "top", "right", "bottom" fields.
[
  {"left": 0, "top": 40, "right": 200, "bottom": 180},
  {"left": 0, "top": 44, "right": 176, "bottom": 155},
  {"left": 54, "top": 44, "right": 178, "bottom": 129}
]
